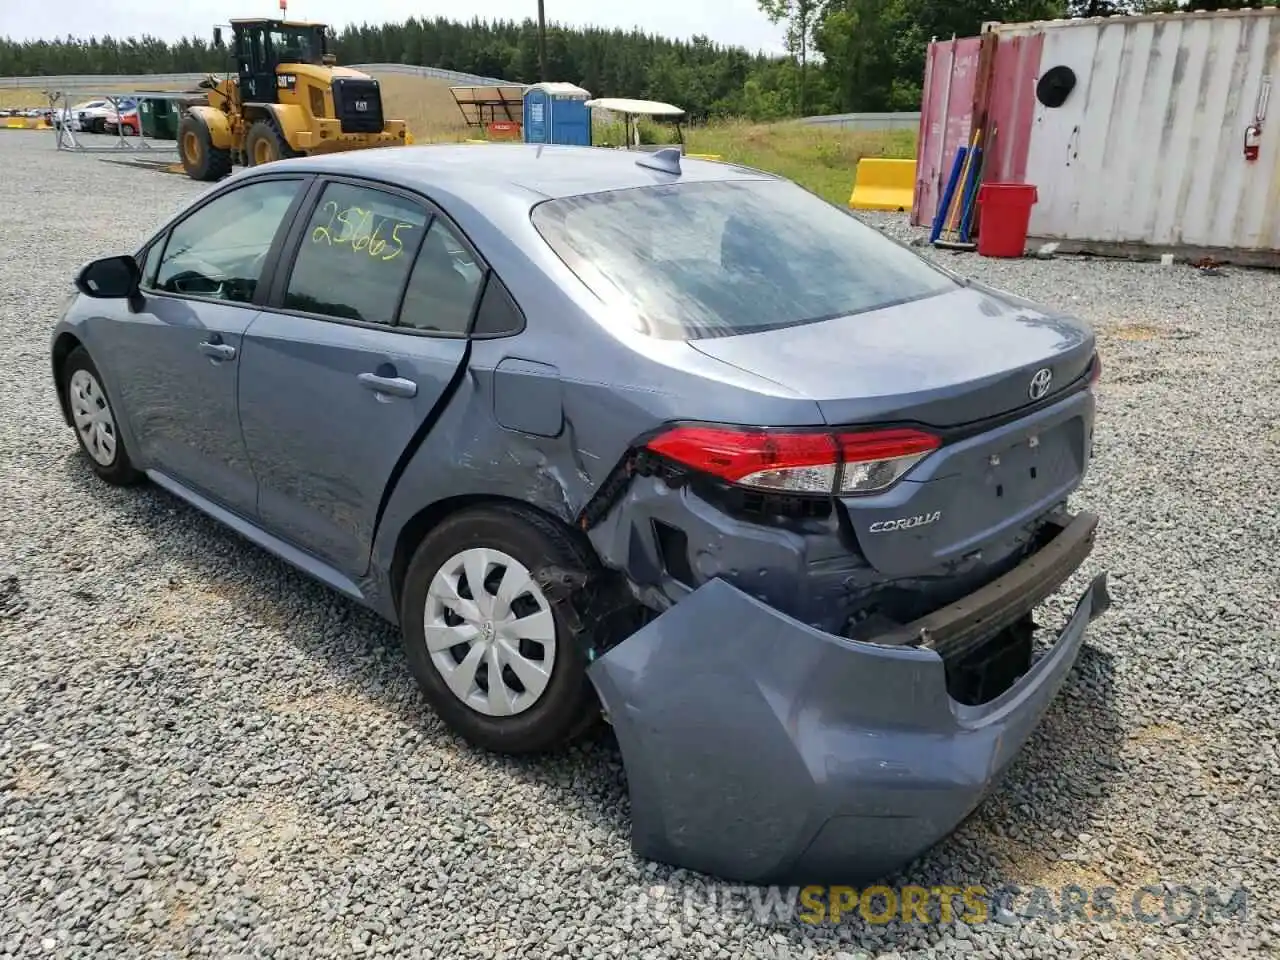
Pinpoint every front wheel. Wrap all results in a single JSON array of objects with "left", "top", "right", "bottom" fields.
[
  {"left": 399, "top": 505, "right": 603, "bottom": 754},
  {"left": 63, "top": 346, "right": 143, "bottom": 486}
]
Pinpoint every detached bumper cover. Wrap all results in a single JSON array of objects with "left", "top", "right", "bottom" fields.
[{"left": 587, "top": 513, "right": 1109, "bottom": 885}]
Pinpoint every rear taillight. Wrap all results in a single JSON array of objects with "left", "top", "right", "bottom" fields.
[
  {"left": 1089, "top": 352, "right": 1102, "bottom": 385},
  {"left": 836, "top": 428, "right": 941, "bottom": 493},
  {"left": 644, "top": 425, "right": 940, "bottom": 496}
]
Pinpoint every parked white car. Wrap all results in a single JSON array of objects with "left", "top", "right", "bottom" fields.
[{"left": 54, "top": 100, "right": 113, "bottom": 133}]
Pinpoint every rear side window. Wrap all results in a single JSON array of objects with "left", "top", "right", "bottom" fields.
[
  {"left": 470, "top": 272, "right": 524, "bottom": 337},
  {"left": 531, "top": 178, "right": 959, "bottom": 340},
  {"left": 397, "top": 219, "right": 485, "bottom": 335},
  {"left": 285, "top": 182, "right": 427, "bottom": 325}
]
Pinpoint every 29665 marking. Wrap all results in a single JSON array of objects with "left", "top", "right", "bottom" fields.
[{"left": 311, "top": 201, "right": 414, "bottom": 261}]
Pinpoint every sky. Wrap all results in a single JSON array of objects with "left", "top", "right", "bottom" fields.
[{"left": 0, "top": 0, "right": 789, "bottom": 55}]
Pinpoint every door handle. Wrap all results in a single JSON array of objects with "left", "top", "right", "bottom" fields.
[
  {"left": 358, "top": 372, "right": 417, "bottom": 398},
  {"left": 199, "top": 340, "right": 237, "bottom": 361}
]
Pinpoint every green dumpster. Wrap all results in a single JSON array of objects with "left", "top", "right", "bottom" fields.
[{"left": 138, "top": 97, "right": 179, "bottom": 141}]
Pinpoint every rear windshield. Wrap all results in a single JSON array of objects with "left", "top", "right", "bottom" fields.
[{"left": 531, "top": 178, "right": 959, "bottom": 339}]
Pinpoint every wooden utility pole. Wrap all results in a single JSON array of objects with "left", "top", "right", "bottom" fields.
[{"left": 537, "top": 0, "right": 548, "bottom": 81}]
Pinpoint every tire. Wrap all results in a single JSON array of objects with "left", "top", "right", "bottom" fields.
[
  {"left": 399, "top": 504, "right": 603, "bottom": 755},
  {"left": 63, "top": 346, "right": 143, "bottom": 486},
  {"left": 244, "top": 119, "right": 301, "bottom": 168},
  {"left": 177, "top": 114, "right": 232, "bottom": 182}
]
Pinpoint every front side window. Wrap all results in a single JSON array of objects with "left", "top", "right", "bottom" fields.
[
  {"left": 531, "top": 178, "right": 960, "bottom": 340},
  {"left": 152, "top": 178, "right": 303, "bottom": 303},
  {"left": 284, "top": 182, "right": 427, "bottom": 325},
  {"left": 139, "top": 239, "right": 164, "bottom": 287}
]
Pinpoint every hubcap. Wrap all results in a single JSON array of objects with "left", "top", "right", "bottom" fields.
[
  {"left": 424, "top": 547, "right": 556, "bottom": 717},
  {"left": 253, "top": 139, "right": 274, "bottom": 165},
  {"left": 183, "top": 130, "right": 200, "bottom": 165},
  {"left": 68, "top": 368, "right": 117, "bottom": 467}
]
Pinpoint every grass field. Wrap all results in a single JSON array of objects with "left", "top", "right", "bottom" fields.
[
  {"left": 372, "top": 73, "right": 473, "bottom": 140},
  {"left": 0, "top": 72, "right": 917, "bottom": 205},
  {"left": 686, "top": 121, "right": 916, "bottom": 206}
]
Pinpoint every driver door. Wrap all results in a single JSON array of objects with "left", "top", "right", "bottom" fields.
[
  {"left": 96, "top": 175, "right": 311, "bottom": 518},
  {"left": 237, "top": 26, "right": 279, "bottom": 103}
]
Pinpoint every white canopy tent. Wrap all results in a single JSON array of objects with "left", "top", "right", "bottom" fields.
[{"left": 584, "top": 97, "right": 686, "bottom": 150}]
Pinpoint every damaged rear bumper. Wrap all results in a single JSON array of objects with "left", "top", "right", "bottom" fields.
[{"left": 587, "top": 511, "right": 1110, "bottom": 885}]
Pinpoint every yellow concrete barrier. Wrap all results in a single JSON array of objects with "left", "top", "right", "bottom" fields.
[
  {"left": 686, "top": 153, "right": 721, "bottom": 160},
  {"left": 849, "top": 158, "right": 916, "bottom": 213},
  {"left": 2, "top": 117, "right": 43, "bottom": 130}
]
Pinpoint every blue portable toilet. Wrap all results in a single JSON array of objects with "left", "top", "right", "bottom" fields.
[{"left": 522, "top": 83, "right": 592, "bottom": 146}]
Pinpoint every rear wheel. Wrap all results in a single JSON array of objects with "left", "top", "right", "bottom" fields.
[
  {"left": 245, "top": 119, "right": 301, "bottom": 167},
  {"left": 399, "top": 505, "right": 603, "bottom": 754},
  {"left": 63, "top": 347, "right": 142, "bottom": 486},
  {"left": 177, "top": 114, "right": 232, "bottom": 182}
]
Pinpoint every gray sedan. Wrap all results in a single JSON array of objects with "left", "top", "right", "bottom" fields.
[{"left": 52, "top": 143, "right": 1108, "bottom": 884}]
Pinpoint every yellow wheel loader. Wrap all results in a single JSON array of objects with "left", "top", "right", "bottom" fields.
[{"left": 177, "top": 18, "right": 409, "bottom": 181}]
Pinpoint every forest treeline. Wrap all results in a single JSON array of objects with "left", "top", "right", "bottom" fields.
[{"left": 0, "top": 0, "right": 1272, "bottom": 119}]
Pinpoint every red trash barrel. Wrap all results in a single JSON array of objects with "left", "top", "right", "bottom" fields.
[{"left": 976, "top": 183, "right": 1038, "bottom": 258}]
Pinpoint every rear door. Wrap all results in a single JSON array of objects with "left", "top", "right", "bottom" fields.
[{"left": 237, "top": 176, "right": 485, "bottom": 578}]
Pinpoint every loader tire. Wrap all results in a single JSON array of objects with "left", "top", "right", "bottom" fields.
[
  {"left": 245, "top": 119, "right": 301, "bottom": 168},
  {"left": 178, "top": 114, "right": 232, "bottom": 182}
]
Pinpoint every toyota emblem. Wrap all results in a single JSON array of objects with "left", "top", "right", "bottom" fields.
[{"left": 1028, "top": 367, "right": 1054, "bottom": 400}]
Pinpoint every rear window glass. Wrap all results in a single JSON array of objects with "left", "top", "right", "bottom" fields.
[{"left": 530, "top": 178, "right": 958, "bottom": 339}]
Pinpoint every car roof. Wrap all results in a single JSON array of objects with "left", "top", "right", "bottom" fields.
[{"left": 264, "top": 143, "right": 777, "bottom": 204}]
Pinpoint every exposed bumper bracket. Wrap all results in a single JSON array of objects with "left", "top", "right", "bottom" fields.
[{"left": 876, "top": 510, "right": 1101, "bottom": 658}]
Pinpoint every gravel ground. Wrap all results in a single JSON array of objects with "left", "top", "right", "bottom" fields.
[{"left": 1, "top": 132, "right": 1278, "bottom": 960}]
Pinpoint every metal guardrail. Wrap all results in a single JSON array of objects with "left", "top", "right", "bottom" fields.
[
  {"left": 348, "top": 63, "right": 511, "bottom": 85},
  {"left": 798, "top": 111, "right": 922, "bottom": 132},
  {"left": 0, "top": 63, "right": 511, "bottom": 91},
  {"left": 0, "top": 72, "right": 209, "bottom": 89},
  {"left": 1, "top": 70, "right": 921, "bottom": 130}
]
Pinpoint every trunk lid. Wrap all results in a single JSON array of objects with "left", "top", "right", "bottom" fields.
[
  {"left": 837, "top": 389, "right": 1095, "bottom": 578},
  {"left": 688, "top": 283, "right": 1098, "bottom": 578},
  {"left": 688, "top": 284, "right": 1095, "bottom": 428}
]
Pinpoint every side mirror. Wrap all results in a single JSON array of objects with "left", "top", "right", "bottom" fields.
[
  {"left": 75, "top": 255, "right": 141, "bottom": 302},
  {"left": 213, "top": 27, "right": 224, "bottom": 47}
]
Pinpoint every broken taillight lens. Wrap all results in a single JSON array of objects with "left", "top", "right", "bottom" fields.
[
  {"left": 1089, "top": 352, "right": 1102, "bottom": 385},
  {"left": 836, "top": 428, "right": 941, "bottom": 494},
  {"left": 645, "top": 425, "right": 940, "bottom": 496}
]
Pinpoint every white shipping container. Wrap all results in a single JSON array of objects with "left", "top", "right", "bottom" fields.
[{"left": 1003, "top": 10, "right": 1280, "bottom": 260}]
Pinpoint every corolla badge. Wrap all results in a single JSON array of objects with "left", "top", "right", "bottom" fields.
[
  {"left": 1028, "top": 367, "right": 1053, "bottom": 400},
  {"left": 868, "top": 511, "right": 942, "bottom": 534}
]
